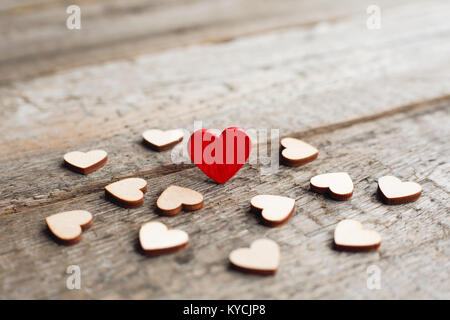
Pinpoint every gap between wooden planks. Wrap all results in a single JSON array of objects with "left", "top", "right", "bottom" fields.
[
  {"left": 1, "top": 0, "right": 449, "bottom": 214},
  {"left": 0, "top": 101, "right": 448, "bottom": 299},
  {"left": 1, "top": 94, "right": 448, "bottom": 216},
  {"left": 2, "top": 0, "right": 450, "bottom": 155},
  {"left": 0, "top": 0, "right": 448, "bottom": 299},
  {"left": 0, "top": 0, "right": 415, "bottom": 85}
]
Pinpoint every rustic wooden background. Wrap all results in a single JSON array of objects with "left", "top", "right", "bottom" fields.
[{"left": 0, "top": 0, "right": 449, "bottom": 299}]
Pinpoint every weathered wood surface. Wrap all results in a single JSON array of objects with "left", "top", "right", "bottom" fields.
[
  {"left": 1, "top": 0, "right": 450, "bottom": 215},
  {"left": 0, "top": 0, "right": 413, "bottom": 85},
  {"left": 0, "top": 0, "right": 449, "bottom": 299},
  {"left": 0, "top": 102, "right": 448, "bottom": 299}
]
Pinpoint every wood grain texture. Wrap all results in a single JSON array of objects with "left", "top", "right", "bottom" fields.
[
  {"left": 0, "top": 102, "right": 448, "bottom": 299},
  {"left": 0, "top": 0, "right": 449, "bottom": 300},
  {"left": 0, "top": 0, "right": 413, "bottom": 85},
  {"left": 1, "top": 1, "right": 450, "bottom": 215}
]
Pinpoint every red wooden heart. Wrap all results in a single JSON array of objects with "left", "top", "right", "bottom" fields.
[{"left": 188, "top": 127, "right": 252, "bottom": 184}]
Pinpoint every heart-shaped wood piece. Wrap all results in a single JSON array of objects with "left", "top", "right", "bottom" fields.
[
  {"left": 105, "top": 178, "right": 147, "bottom": 208},
  {"left": 334, "top": 219, "right": 381, "bottom": 252},
  {"left": 229, "top": 239, "right": 280, "bottom": 275},
  {"left": 142, "top": 129, "right": 184, "bottom": 151},
  {"left": 188, "top": 127, "right": 251, "bottom": 184},
  {"left": 157, "top": 185, "right": 204, "bottom": 216},
  {"left": 250, "top": 195, "right": 295, "bottom": 227},
  {"left": 64, "top": 150, "right": 107, "bottom": 174},
  {"left": 280, "top": 137, "right": 318, "bottom": 167},
  {"left": 46, "top": 210, "right": 93, "bottom": 245},
  {"left": 139, "top": 222, "right": 188, "bottom": 256},
  {"left": 378, "top": 176, "right": 422, "bottom": 205},
  {"left": 310, "top": 172, "right": 353, "bottom": 200}
]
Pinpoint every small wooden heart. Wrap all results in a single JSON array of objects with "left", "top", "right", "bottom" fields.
[
  {"left": 250, "top": 195, "right": 295, "bottom": 227},
  {"left": 142, "top": 129, "right": 184, "bottom": 151},
  {"left": 105, "top": 178, "right": 147, "bottom": 208},
  {"left": 280, "top": 137, "right": 318, "bottom": 167},
  {"left": 139, "top": 222, "right": 188, "bottom": 256},
  {"left": 334, "top": 219, "right": 381, "bottom": 252},
  {"left": 64, "top": 150, "right": 107, "bottom": 174},
  {"left": 378, "top": 176, "right": 422, "bottom": 205},
  {"left": 157, "top": 185, "right": 204, "bottom": 216},
  {"left": 46, "top": 210, "right": 93, "bottom": 245},
  {"left": 310, "top": 172, "right": 353, "bottom": 200},
  {"left": 229, "top": 239, "right": 280, "bottom": 275}
]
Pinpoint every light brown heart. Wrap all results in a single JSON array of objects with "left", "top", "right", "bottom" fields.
[
  {"left": 229, "top": 239, "right": 280, "bottom": 276},
  {"left": 280, "top": 137, "right": 318, "bottom": 167},
  {"left": 250, "top": 195, "right": 295, "bottom": 227},
  {"left": 139, "top": 222, "right": 188, "bottom": 256},
  {"left": 64, "top": 150, "right": 107, "bottom": 174},
  {"left": 310, "top": 172, "right": 353, "bottom": 200},
  {"left": 105, "top": 178, "right": 147, "bottom": 208},
  {"left": 156, "top": 185, "right": 204, "bottom": 215},
  {"left": 334, "top": 219, "right": 381, "bottom": 252},
  {"left": 378, "top": 176, "right": 422, "bottom": 205},
  {"left": 46, "top": 210, "right": 93, "bottom": 245},
  {"left": 142, "top": 129, "right": 184, "bottom": 151}
]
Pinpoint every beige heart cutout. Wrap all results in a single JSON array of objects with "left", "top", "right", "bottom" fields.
[
  {"left": 310, "top": 172, "right": 353, "bottom": 200},
  {"left": 143, "top": 129, "right": 184, "bottom": 151},
  {"left": 280, "top": 137, "right": 318, "bottom": 167},
  {"left": 334, "top": 219, "right": 381, "bottom": 251},
  {"left": 157, "top": 185, "right": 204, "bottom": 216},
  {"left": 250, "top": 195, "right": 295, "bottom": 227},
  {"left": 378, "top": 176, "right": 422, "bottom": 205},
  {"left": 46, "top": 210, "right": 93, "bottom": 245},
  {"left": 139, "top": 222, "right": 188, "bottom": 256},
  {"left": 64, "top": 150, "right": 107, "bottom": 174},
  {"left": 105, "top": 178, "right": 147, "bottom": 208},
  {"left": 229, "top": 239, "right": 280, "bottom": 275}
]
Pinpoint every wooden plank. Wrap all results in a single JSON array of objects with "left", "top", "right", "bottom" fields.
[
  {"left": 0, "top": 0, "right": 417, "bottom": 85},
  {"left": 0, "top": 102, "right": 448, "bottom": 299},
  {"left": 1, "top": 1, "right": 450, "bottom": 214}
]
